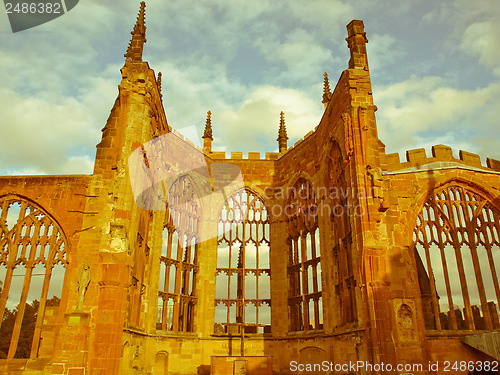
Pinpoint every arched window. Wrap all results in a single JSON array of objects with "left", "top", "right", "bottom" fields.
[
  {"left": 414, "top": 183, "right": 500, "bottom": 331},
  {"left": 0, "top": 196, "right": 67, "bottom": 358},
  {"left": 287, "top": 178, "right": 323, "bottom": 331},
  {"left": 157, "top": 176, "right": 199, "bottom": 332},
  {"left": 214, "top": 189, "right": 271, "bottom": 334},
  {"left": 328, "top": 142, "right": 356, "bottom": 325}
]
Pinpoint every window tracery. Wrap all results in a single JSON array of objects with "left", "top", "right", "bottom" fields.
[
  {"left": 0, "top": 196, "right": 67, "bottom": 358},
  {"left": 157, "top": 176, "right": 199, "bottom": 332},
  {"left": 287, "top": 178, "right": 323, "bottom": 331},
  {"left": 413, "top": 183, "right": 500, "bottom": 331},
  {"left": 214, "top": 189, "right": 271, "bottom": 334}
]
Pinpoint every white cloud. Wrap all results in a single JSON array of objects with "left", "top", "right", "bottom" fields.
[
  {"left": 460, "top": 21, "right": 500, "bottom": 76},
  {"left": 215, "top": 85, "right": 322, "bottom": 152},
  {"left": 374, "top": 76, "right": 500, "bottom": 161},
  {"left": 1, "top": 0, "right": 500, "bottom": 177},
  {"left": 365, "top": 33, "right": 403, "bottom": 75}
]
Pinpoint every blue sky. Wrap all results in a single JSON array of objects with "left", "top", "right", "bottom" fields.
[{"left": 0, "top": 0, "right": 499, "bottom": 175}]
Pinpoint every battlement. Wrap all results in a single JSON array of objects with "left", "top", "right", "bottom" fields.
[
  {"left": 385, "top": 144, "right": 500, "bottom": 173},
  {"left": 209, "top": 151, "right": 279, "bottom": 160},
  {"left": 169, "top": 120, "right": 319, "bottom": 162}
]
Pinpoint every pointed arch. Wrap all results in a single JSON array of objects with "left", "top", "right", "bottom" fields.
[
  {"left": 214, "top": 188, "right": 271, "bottom": 334},
  {"left": 286, "top": 177, "right": 323, "bottom": 332},
  {"left": 157, "top": 174, "right": 200, "bottom": 332},
  {"left": 413, "top": 182, "right": 500, "bottom": 331},
  {"left": 0, "top": 195, "right": 68, "bottom": 359}
]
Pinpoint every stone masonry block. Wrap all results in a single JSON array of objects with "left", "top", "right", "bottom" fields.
[
  {"left": 487, "top": 158, "right": 500, "bottom": 172},
  {"left": 431, "top": 144, "right": 453, "bottom": 160},
  {"left": 211, "top": 152, "right": 225, "bottom": 159},
  {"left": 406, "top": 148, "right": 426, "bottom": 163},
  {"left": 265, "top": 153, "right": 279, "bottom": 160},
  {"left": 459, "top": 150, "right": 481, "bottom": 167},
  {"left": 386, "top": 153, "right": 400, "bottom": 168}
]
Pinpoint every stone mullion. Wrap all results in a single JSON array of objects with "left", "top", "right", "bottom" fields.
[
  {"left": 161, "top": 229, "right": 172, "bottom": 330},
  {"left": 237, "top": 233, "right": 246, "bottom": 327},
  {"left": 7, "top": 254, "right": 36, "bottom": 358},
  {"left": 311, "top": 231, "right": 319, "bottom": 294},
  {"left": 181, "top": 295, "right": 188, "bottom": 331},
  {"left": 293, "top": 237, "right": 302, "bottom": 330},
  {"left": 451, "top": 230, "right": 474, "bottom": 329},
  {"left": 0, "top": 217, "right": 25, "bottom": 334},
  {"left": 287, "top": 239, "right": 294, "bottom": 331},
  {"left": 227, "top": 239, "right": 232, "bottom": 327},
  {"left": 437, "top": 241, "right": 457, "bottom": 329},
  {"left": 300, "top": 234, "right": 309, "bottom": 330},
  {"left": 310, "top": 231, "right": 320, "bottom": 329},
  {"left": 171, "top": 230, "right": 183, "bottom": 331},
  {"left": 255, "top": 244, "right": 260, "bottom": 326},
  {"left": 189, "top": 266, "right": 197, "bottom": 331},
  {"left": 0, "top": 264, "right": 15, "bottom": 330},
  {"left": 294, "top": 238, "right": 300, "bottom": 296},
  {"left": 182, "top": 242, "right": 191, "bottom": 294},
  {"left": 161, "top": 263, "right": 170, "bottom": 330},
  {"left": 466, "top": 222, "right": 492, "bottom": 329},
  {"left": 482, "top": 209, "right": 500, "bottom": 311},
  {"left": 421, "top": 210, "right": 442, "bottom": 330},
  {"left": 450, "top": 190, "right": 474, "bottom": 330},
  {"left": 438, "top": 199, "right": 459, "bottom": 330},
  {"left": 30, "top": 262, "right": 53, "bottom": 358},
  {"left": 160, "top": 292, "right": 168, "bottom": 330}
]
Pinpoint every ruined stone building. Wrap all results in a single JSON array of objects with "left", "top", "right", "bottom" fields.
[{"left": 1, "top": 2, "right": 500, "bottom": 375}]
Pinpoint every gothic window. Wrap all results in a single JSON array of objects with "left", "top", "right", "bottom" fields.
[
  {"left": 0, "top": 196, "right": 67, "bottom": 359},
  {"left": 214, "top": 189, "right": 271, "bottom": 334},
  {"left": 157, "top": 176, "right": 199, "bottom": 332},
  {"left": 287, "top": 178, "right": 323, "bottom": 331},
  {"left": 413, "top": 183, "right": 500, "bottom": 331},
  {"left": 328, "top": 142, "right": 356, "bottom": 325}
]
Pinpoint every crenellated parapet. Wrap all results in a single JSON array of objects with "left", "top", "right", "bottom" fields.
[{"left": 383, "top": 144, "right": 500, "bottom": 174}]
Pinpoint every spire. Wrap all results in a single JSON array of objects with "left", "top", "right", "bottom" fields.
[
  {"left": 125, "top": 2, "right": 147, "bottom": 62},
  {"left": 157, "top": 72, "right": 163, "bottom": 99},
  {"left": 277, "top": 111, "right": 288, "bottom": 153},
  {"left": 202, "top": 111, "right": 213, "bottom": 152},
  {"left": 203, "top": 111, "right": 213, "bottom": 140},
  {"left": 322, "top": 72, "right": 332, "bottom": 108}
]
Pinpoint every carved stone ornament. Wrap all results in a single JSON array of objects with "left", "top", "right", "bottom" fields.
[{"left": 76, "top": 263, "right": 91, "bottom": 312}]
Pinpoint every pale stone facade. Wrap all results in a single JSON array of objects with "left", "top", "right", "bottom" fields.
[{"left": 1, "top": 3, "right": 500, "bottom": 375}]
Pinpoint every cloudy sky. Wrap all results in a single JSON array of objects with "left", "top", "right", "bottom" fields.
[{"left": 0, "top": 0, "right": 499, "bottom": 175}]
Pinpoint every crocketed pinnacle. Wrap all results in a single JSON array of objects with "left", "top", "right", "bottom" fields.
[
  {"left": 277, "top": 111, "right": 288, "bottom": 141},
  {"left": 203, "top": 111, "right": 213, "bottom": 140},
  {"left": 125, "top": 2, "right": 147, "bottom": 62},
  {"left": 277, "top": 111, "right": 288, "bottom": 153},
  {"left": 322, "top": 72, "right": 332, "bottom": 103},
  {"left": 157, "top": 72, "right": 162, "bottom": 98}
]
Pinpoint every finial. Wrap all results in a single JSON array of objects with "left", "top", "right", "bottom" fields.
[
  {"left": 157, "top": 72, "right": 163, "bottom": 99},
  {"left": 125, "top": 2, "right": 147, "bottom": 62},
  {"left": 203, "top": 111, "right": 213, "bottom": 140},
  {"left": 322, "top": 72, "right": 332, "bottom": 104},
  {"left": 277, "top": 111, "right": 288, "bottom": 153}
]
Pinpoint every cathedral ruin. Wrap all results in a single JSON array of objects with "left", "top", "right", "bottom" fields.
[{"left": 1, "top": 2, "right": 500, "bottom": 374}]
